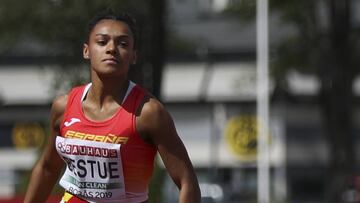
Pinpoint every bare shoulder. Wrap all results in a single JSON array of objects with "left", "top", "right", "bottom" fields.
[
  {"left": 139, "top": 96, "right": 172, "bottom": 126},
  {"left": 50, "top": 94, "right": 68, "bottom": 125},
  {"left": 136, "top": 95, "right": 175, "bottom": 142},
  {"left": 52, "top": 94, "right": 68, "bottom": 114},
  {"left": 141, "top": 96, "right": 167, "bottom": 117}
]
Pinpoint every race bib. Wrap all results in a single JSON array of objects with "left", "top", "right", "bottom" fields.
[{"left": 56, "top": 136, "right": 125, "bottom": 200}]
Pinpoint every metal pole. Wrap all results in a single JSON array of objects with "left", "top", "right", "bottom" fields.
[{"left": 256, "top": 0, "right": 270, "bottom": 202}]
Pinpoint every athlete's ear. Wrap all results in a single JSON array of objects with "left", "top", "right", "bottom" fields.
[
  {"left": 131, "top": 50, "right": 138, "bottom": 65},
  {"left": 83, "top": 43, "right": 90, "bottom": 60}
]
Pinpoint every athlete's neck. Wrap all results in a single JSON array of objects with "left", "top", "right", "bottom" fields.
[{"left": 86, "top": 79, "right": 129, "bottom": 109}]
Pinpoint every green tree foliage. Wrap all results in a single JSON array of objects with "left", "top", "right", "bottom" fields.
[
  {"left": 223, "top": 0, "right": 330, "bottom": 77},
  {"left": 0, "top": 0, "right": 149, "bottom": 57},
  {"left": 0, "top": 0, "right": 164, "bottom": 95},
  {"left": 223, "top": 0, "right": 256, "bottom": 21}
]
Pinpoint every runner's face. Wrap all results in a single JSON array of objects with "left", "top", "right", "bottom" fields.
[{"left": 83, "top": 19, "right": 136, "bottom": 77}]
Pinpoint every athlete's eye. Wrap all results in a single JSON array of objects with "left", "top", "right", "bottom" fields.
[
  {"left": 118, "top": 41, "right": 129, "bottom": 48},
  {"left": 97, "top": 40, "right": 107, "bottom": 46}
]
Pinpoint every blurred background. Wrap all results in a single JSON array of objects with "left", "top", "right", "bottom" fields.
[{"left": 0, "top": 0, "right": 359, "bottom": 202}]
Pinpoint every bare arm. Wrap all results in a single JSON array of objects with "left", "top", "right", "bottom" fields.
[
  {"left": 137, "top": 97, "right": 201, "bottom": 203},
  {"left": 24, "top": 95, "right": 67, "bottom": 203}
]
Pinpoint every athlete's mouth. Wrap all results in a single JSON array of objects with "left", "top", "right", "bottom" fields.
[{"left": 102, "top": 58, "right": 120, "bottom": 64}]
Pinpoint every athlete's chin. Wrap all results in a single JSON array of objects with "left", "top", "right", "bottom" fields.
[{"left": 96, "top": 69, "right": 128, "bottom": 78}]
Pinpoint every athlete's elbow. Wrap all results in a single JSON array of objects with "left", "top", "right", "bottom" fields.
[{"left": 179, "top": 181, "right": 201, "bottom": 203}]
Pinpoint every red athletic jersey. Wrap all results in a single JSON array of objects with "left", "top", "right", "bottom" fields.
[{"left": 58, "top": 82, "right": 157, "bottom": 203}]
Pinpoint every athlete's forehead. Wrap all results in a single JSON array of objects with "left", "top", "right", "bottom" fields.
[{"left": 90, "top": 19, "right": 134, "bottom": 40}]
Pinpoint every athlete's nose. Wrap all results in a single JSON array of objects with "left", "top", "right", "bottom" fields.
[{"left": 106, "top": 40, "right": 117, "bottom": 54}]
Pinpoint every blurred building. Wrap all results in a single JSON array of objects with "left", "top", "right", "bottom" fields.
[{"left": 160, "top": 0, "right": 356, "bottom": 203}]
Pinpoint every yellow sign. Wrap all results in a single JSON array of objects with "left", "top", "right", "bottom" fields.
[
  {"left": 12, "top": 122, "right": 45, "bottom": 149},
  {"left": 225, "top": 115, "right": 258, "bottom": 161}
]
